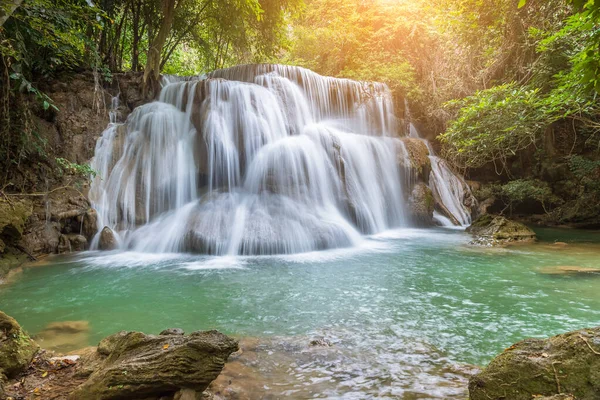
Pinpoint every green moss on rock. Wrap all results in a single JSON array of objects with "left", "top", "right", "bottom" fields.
[
  {"left": 70, "top": 329, "right": 238, "bottom": 399},
  {"left": 469, "top": 326, "right": 600, "bottom": 400},
  {"left": 399, "top": 138, "right": 432, "bottom": 182},
  {"left": 467, "top": 215, "right": 536, "bottom": 246},
  {"left": 0, "top": 199, "right": 32, "bottom": 241},
  {"left": 0, "top": 311, "right": 39, "bottom": 379}
]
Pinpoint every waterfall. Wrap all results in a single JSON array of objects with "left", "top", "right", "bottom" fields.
[
  {"left": 408, "top": 122, "right": 472, "bottom": 227},
  {"left": 89, "top": 64, "right": 469, "bottom": 255}
]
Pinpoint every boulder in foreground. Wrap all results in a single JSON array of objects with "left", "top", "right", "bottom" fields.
[
  {"left": 0, "top": 311, "right": 38, "bottom": 379},
  {"left": 70, "top": 329, "right": 238, "bottom": 399},
  {"left": 466, "top": 214, "right": 536, "bottom": 246},
  {"left": 469, "top": 326, "right": 600, "bottom": 400}
]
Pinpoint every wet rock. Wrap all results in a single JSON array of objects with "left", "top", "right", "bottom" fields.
[
  {"left": 70, "top": 329, "right": 238, "bottom": 400},
  {"left": 409, "top": 183, "right": 434, "bottom": 226},
  {"left": 539, "top": 266, "right": 600, "bottom": 276},
  {"left": 0, "top": 311, "right": 39, "bottom": 378},
  {"left": 398, "top": 138, "right": 431, "bottom": 183},
  {"left": 309, "top": 338, "right": 332, "bottom": 347},
  {"left": 82, "top": 209, "right": 98, "bottom": 239},
  {"left": 160, "top": 328, "right": 185, "bottom": 336},
  {"left": 58, "top": 233, "right": 72, "bottom": 254},
  {"left": 466, "top": 214, "right": 536, "bottom": 246},
  {"left": 35, "top": 320, "right": 90, "bottom": 353},
  {"left": 20, "top": 190, "right": 98, "bottom": 257},
  {"left": 99, "top": 226, "right": 117, "bottom": 250},
  {"left": 469, "top": 326, "right": 600, "bottom": 400},
  {"left": 0, "top": 199, "right": 33, "bottom": 278},
  {"left": 67, "top": 234, "right": 88, "bottom": 252}
]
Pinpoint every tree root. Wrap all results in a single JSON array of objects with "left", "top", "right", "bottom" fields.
[{"left": 579, "top": 334, "right": 600, "bottom": 355}]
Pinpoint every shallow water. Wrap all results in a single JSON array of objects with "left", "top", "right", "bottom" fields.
[{"left": 1, "top": 227, "right": 600, "bottom": 398}]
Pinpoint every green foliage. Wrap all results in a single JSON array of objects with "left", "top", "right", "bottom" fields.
[
  {"left": 55, "top": 158, "right": 97, "bottom": 179},
  {"left": 500, "top": 179, "right": 560, "bottom": 207},
  {"left": 568, "top": 155, "right": 600, "bottom": 191},
  {"left": 440, "top": 84, "right": 548, "bottom": 170},
  {"left": 1, "top": 0, "right": 103, "bottom": 78},
  {"left": 476, "top": 179, "right": 561, "bottom": 214},
  {"left": 285, "top": 0, "right": 425, "bottom": 101}
]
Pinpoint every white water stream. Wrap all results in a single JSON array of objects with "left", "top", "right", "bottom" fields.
[{"left": 89, "top": 64, "right": 470, "bottom": 254}]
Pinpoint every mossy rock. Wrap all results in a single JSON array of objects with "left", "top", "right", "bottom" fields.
[
  {"left": 469, "top": 326, "right": 600, "bottom": 400},
  {"left": 70, "top": 329, "right": 238, "bottom": 399},
  {"left": 409, "top": 183, "right": 434, "bottom": 226},
  {"left": 466, "top": 215, "right": 536, "bottom": 245},
  {"left": 0, "top": 311, "right": 39, "bottom": 378},
  {"left": 0, "top": 199, "right": 32, "bottom": 243},
  {"left": 399, "top": 138, "right": 431, "bottom": 182}
]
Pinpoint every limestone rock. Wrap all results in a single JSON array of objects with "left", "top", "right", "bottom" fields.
[
  {"left": 99, "top": 226, "right": 118, "bottom": 250},
  {"left": 469, "top": 326, "right": 600, "bottom": 400},
  {"left": 0, "top": 199, "right": 32, "bottom": 246},
  {"left": 408, "top": 183, "right": 434, "bottom": 226},
  {"left": 160, "top": 328, "right": 185, "bottom": 336},
  {"left": 0, "top": 311, "right": 39, "bottom": 378},
  {"left": 67, "top": 234, "right": 88, "bottom": 252},
  {"left": 398, "top": 138, "right": 431, "bottom": 183},
  {"left": 466, "top": 214, "right": 536, "bottom": 246},
  {"left": 70, "top": 329, "right": 238, "bottom": 400},
  {"left": 82, "top": 209, "right": 98, "bottom": 239}
]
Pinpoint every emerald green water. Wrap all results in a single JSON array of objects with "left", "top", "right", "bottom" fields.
[{"left": 1, "top": 228, "right": 600, "bottom": 398}]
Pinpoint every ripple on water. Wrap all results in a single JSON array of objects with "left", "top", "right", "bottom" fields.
[{"left": 0, "top": 229, "right": 600, "bottom": 398}]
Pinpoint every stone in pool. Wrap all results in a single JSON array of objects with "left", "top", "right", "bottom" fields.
[
  {"left": 467, "top": 214, "right": 536, "bottom": 246},
  {"left": 469, "top": 326, "right": 600, "bottom": 400}
]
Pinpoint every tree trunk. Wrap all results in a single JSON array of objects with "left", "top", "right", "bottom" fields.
[
  {"left": 131, "top": 0, "right": 142, "bottom": 71},
  {"left": 0, "top": 0, "right": 24, "bottom": 27},
  {"left": 143, "top": 0, "right": 176, "bottom": 97}
]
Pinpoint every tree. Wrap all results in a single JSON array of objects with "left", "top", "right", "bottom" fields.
[
  {"left": 0, "top": 0, "right": 23, "bottom": 28},
  {"left": 143, "top": 0, "right": 176, "bottom": 96}
]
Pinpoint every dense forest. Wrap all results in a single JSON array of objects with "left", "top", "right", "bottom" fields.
[{"left": 1, "top": 0, "right": 600, "bottom": 225}]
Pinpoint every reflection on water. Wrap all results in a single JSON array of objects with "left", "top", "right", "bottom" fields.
[{"left": 1, "top": 228, "right": 600, "bottom": 398}]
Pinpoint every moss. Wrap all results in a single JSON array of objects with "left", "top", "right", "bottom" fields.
[
  {"left": 0, "top": 311, "right": 39, "bottom": 379},
  {"left": 400, "top": 138, "right": 431, "bottom": 180},
  {"left": 467, "top": 215, "right": 536, "bottom": 245},
  {"left": 0, "top": 252, "right": 28, "bottom": 281},
  {"left": 469, "top": 326, "right": 600, "bottom": 400},
  {"left": 0, "top": 199, "right": 32, "bottom": 240}
]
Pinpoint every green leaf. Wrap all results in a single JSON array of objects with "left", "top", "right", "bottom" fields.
[
  {"left": 518, "top": 0, "right": 527, "bottom": 8},
  {"left": 43, "top": 100, "right": 50, "bottom": 110}
]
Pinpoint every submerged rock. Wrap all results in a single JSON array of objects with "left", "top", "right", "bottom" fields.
[
  {"left": 35, "top": 320, "right": 90, "bottom": 353},
  {"left": 539, "top": 266, "right": 600, "bottom": 276},
  {"left": 99, "top": 226, "right": 117, "bottom": 250},
  {"left": 70, "top": 329, "right": 238, "bottom": 399},
  {"left": 0, "top": 311, "right": 38, "bottom": 379},
  {"left": 409, "top": 183, "right": 434, "bottom": 226},
  {"left": 466, "top": 214, "right": 536, "bottom": 246},
  {"left": 469, "top": 326, "right": 600, "bottom": 400}
]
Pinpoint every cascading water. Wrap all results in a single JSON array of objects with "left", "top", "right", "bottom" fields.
[
  {"left": 89, "top": 64, "right": 469, "bottom": 255},
  {"left": 408, "top": 122, "right": 473, "bottom": 227}
]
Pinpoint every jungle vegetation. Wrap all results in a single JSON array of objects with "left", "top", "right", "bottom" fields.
[{"left": 1, "top": 0, "right": 599, "bottom": 219}]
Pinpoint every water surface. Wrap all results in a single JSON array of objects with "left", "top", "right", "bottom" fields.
[{"left": 1, "top": 228, "right": 600, "bottom": 398}]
